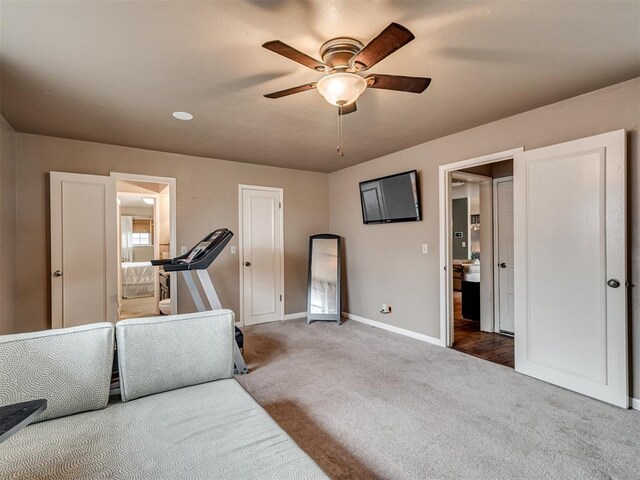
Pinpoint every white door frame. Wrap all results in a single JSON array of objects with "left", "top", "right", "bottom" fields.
[
  {"left": 492, "top": 176, "right": 514, "bottom": 334},
  {"left": 439, "top": 148, "right": 523, "bottom": 347},
  {"left": 111, "top": 172, "right": 177, "bottom": 314},
  {"left": 238, "top": 184, "right": 285, "bottom": 327}
]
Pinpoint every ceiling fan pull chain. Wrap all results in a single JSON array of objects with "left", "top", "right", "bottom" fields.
[{"left": 337, "top": 106, "right": 344, "bottom": 157}]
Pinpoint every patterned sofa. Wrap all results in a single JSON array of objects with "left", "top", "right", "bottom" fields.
[{"left": 0, "top": 311, "right": 327, "bottom": 479}]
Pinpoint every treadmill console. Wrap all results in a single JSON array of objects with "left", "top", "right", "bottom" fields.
[{"left": 151, "top": 228, "right": 233, "bottom": 272}]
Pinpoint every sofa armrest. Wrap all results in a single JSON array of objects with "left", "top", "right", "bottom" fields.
[{"left": 116, "top": 310, "right": 235, "bottom": 402}]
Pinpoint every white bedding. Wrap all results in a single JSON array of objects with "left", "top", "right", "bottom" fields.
[
  {"left": 463, "top": 272, "right": 481, "bottom": 283},
  {"left": 122, "top": 262, "right": 155, "bottom": 298},
  {"left": 463, "top": 262, "right": 480, "bottom": 282}
]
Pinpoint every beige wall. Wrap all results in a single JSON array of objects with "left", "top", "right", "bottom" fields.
[
  {"left": 15, "top": 135, "right": 329, "bottom": 332},
  {"left": 0, "top": 115, "right": 17, "bottom": 334},
  {"left": 328, "top": 78, "right": 639, "bottom": 396},
  {"left": 120, "top": 206, "right": 154, "bottom": 217}
]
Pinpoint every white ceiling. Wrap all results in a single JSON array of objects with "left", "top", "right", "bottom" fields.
[
  {"left": 1, "top": 1, "right": 638, "bottom": 173},
  {"left": 118, "top": 196, "right": 154, "bottom": 209}
]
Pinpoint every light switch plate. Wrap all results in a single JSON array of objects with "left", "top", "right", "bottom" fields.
[
  {"left": 422, "top": 244, "right": 428, "bottom": 254},
  {"left": 230, "top": 246, "right": 237, "bottom": 254},
  {"left": 180, "top": 246, "right": 188, "bottom": 255}
]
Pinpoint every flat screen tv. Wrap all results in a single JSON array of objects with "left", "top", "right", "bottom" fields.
[{"left": 359, "top": 170, "right": 421, "bottom": 224}]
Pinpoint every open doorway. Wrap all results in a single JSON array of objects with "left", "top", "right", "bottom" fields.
[
  {"left": 439, "top": 148, "right": 522, "bottom": 368},
  {"left": 112, "top": 173, "right": 176, "bottom": 320},
  {"left": 450, "top": 164, "right": 514, "bottom": 367}
]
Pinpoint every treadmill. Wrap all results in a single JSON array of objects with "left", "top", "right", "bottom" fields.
[{"left": 151, "top": 228, "right": 248, "bottom": 374}]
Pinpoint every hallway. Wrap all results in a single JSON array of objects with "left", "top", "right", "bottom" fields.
[{"left": 451, "top": 291, "right": 514, "bottom": 368}]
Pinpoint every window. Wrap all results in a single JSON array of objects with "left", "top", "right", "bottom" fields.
[{"left": 132, "top": 232, "right": 151, "bottom": 246}]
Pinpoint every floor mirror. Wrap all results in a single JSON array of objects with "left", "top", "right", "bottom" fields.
[{"left": 307, "top": 234, "right": 341, "bottom": 325}]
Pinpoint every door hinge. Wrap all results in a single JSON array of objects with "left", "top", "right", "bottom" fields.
[
  {"left": 280, "top": 294, "right": 283, "bottom": 302},
  {"left": 279, "top": 202, "right": 282, "bottom": 209}
]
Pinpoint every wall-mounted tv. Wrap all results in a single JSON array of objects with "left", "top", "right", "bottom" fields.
[{"left": 359, "top": 170, "right": 421, "bottom": 224}]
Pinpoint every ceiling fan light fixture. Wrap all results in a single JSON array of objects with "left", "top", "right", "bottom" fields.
[{"left": 316, "top": 72, "right": 367, "bottom": 107}]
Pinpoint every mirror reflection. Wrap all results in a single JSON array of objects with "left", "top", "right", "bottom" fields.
[{"left": 310, "top": 238, "right": 339, "bottom": 315}]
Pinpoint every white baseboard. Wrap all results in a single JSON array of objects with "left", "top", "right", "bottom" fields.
[
  {"left": 342, "top": 311, "right": 639, "bottom": 409},
  {"left": 283, "top": 312, "right": 306, "bottom": 321},
  {"left": 342, "top": 312, "right": 444, "bottom": 347}
]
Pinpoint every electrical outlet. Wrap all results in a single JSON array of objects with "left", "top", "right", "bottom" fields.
[{"left": 380, "top": 304, "right": 391, "bottom": 314}]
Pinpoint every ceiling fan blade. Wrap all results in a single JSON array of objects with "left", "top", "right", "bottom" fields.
[
  {"left": 350, "top": 23, "right": 415, "bottom": 71},
  {"left": 366, "top": 74, "right": 431, "bottom": 93},
  {"left": 264, "top": 82, "right": 317, "bottom": 99},
  {"left": 262, "top": 40, "right": 326, "bottom": 71},
  {"left": 339, "top": 103, "right": 357, "bottom": 115}
]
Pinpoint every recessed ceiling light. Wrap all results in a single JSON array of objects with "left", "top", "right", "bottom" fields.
[{"left": 172, "top": 111, "right": 193, "bottom": 121}]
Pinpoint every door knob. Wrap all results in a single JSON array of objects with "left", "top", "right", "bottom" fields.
[
  {"left": 607, "top": 279, "right": 620, "bottom": 288},
  {"left": 53, "top": 270, "right": 63, "bottom": 277},
  {"left": 244, "top": 262, "right": 251, "bottom": 267},
  {"left": 499, "top": 263, "right": 507, "bottom": 269}
]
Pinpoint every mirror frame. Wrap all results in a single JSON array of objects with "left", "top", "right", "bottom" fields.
[{"left": 307, "top": 234, "right": 341, "bottom": 325}]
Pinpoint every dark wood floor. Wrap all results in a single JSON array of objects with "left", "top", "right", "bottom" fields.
[{"left": 451, "top": 291, "right": 514, "bottom": 368}]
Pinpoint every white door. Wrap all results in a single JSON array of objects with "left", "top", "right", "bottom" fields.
[
  {"left": 514, "top": 130, "right": 627, "bottom": 407},
  {"left": 240, "top": 186, "right": 283, "bottom": 325},
  {"left": 50, "top": 172, "right": 118, "bottom": 328},
  {"left": 494, "top": 178, "right": 514, "bottom": 334}
]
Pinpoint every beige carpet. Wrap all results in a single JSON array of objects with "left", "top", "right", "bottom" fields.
[
  {"left": 237, "top": 318, "right": 639, "bottom": 480},
  {"left": 119, "top": 296, "right": 157, "bottom": 320}
]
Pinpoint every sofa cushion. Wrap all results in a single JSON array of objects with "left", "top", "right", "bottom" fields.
[
  {"left": 0, "top": 323, "right": 114, "bottom": 423},
  {"left": 116, "top": 310, "right": 235, "bottom": 402},
  {"left": 0, "top": 379, "right": 328, "bottom": 479}
]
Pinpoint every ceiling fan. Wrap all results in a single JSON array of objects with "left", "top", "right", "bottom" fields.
[{"left": 262, "top": 23, "right": 431, "bottom": 115}]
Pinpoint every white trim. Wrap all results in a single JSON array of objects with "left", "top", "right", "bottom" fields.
[
  {"left": 111, "top": 172, "right": 177, "bottom": 314},
  {"left": 631, "top": 397, "right": 640, "bottom": 411},
  {"left": 478, "top": 179, "right": 494, "bottom": 333},
  {"left": 284, "top": 312, "right": 306, "bottom": 321},
  {"left": 441, "top": 148, "right": 524, "bottom": 172},
  {"left": 238, "top": 185, "right": 285, "bottom": 327},
  {"left": 343, "top": 312, "right": 443, "bottom": 346},
  {"left": 492, "top": 176, "right": 514, "bottom": 334},
  {"left": 238, "top": 187, "right": 244, "bottom": 326},
  {"left": 439, "top": 148, "right": 523, "bottom": 347}
]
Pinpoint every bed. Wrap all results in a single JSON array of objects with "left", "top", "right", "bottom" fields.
[
  {"left": 121, "top": 262, "right": 155, "bottom": 298},
  {"left": 461, "top": 261, "right": 481, "bottom": 321}
]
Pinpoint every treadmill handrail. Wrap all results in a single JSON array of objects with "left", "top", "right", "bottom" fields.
[
  {"left": 150, "top": 259, "right": 172, "bottom": 266},
  {"left": 158, "top": 229, "right": 233, "bottom": 272}
]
